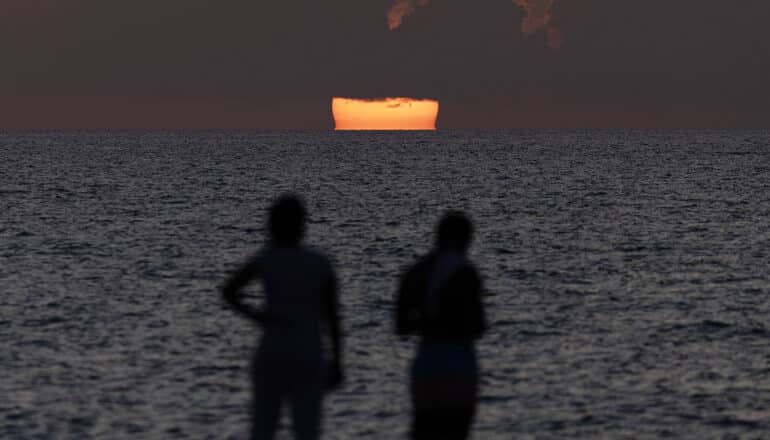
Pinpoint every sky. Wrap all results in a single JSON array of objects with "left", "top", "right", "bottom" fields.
[{"left": 1, "top": 0, "right": 769, "bottom": 129}]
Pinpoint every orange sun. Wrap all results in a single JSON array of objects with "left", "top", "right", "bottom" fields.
[{"left": 332, "top": 97, "right": 439, "bottom": 130}]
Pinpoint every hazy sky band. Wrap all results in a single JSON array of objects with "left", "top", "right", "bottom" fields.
[{"left": 1, "top": 0, "right": 769, "bottom": 128}]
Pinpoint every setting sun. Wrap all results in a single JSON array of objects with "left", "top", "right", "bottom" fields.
[{"left": 332, "top": 97, "right": 439, "bottom": 130}]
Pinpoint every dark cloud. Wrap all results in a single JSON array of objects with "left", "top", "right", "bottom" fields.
[{"left": 1, "top": 0, "right": 768, "bottom": 128}]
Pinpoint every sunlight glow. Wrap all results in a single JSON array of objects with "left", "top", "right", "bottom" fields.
[{"left": 332, "top": 97, "right": 439, "bottom": 130}]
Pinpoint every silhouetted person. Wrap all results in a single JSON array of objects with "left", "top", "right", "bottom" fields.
[
  {"left": 396, "top": 212, "right": 486, "bottom": 440},
  {"left": 221, "top": 195, "right": 343, "bottom": 440}
]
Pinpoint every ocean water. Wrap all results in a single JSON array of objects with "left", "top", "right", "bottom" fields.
[{"left": 2, "top": 130, "right": 770, "bottom": 439}]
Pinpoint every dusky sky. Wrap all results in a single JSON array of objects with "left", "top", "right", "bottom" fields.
[{"left": 1, "top": 0, "right": 769, "bottom": 129}]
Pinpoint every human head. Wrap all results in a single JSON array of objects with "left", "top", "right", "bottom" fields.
[
  {"left": 436, "top": 211, "right": 473, "bottom": 252},
  {"left": 268, "top": 194, "right": 306, "bottom": 245}
]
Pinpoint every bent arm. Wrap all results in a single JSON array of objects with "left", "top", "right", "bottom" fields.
[
  {"left": 323, "top": 275, "right": 344, "bottom": 388},
  {"left": 221, "top": 260, "right": 265, "bottom": 323},
  {"left": 467, "top": 268, "right": 486, "bottom": 339},
  {"left": 396, "top": 267, "right": 422, "bottom": 336}
]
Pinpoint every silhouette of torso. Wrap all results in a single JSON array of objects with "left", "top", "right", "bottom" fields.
[
  {"left": 397, "top": 251, "right": 485, "bottom": 341},
  {"left": 253, "top": 244, "right": 334, "bottom": 360},
  {"left": 397, "top": 248, "right": 486, "bottom": 437}
]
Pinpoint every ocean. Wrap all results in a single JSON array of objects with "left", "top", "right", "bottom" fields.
[{"left": 2, "top": 130, "right": 769, "bottom": 439}]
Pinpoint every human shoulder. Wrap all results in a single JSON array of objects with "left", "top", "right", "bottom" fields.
[
  {"left": 246, "top": 243, "right": 285, "bottom": 268},
  {"left": 252, "top": 243, "right": 273, "bottom": 262},
  {"left": 454, "top": 259, "right": 483, "bottom": 290},
  {"left": 402, "top": 252, "right": 436, "bottom": 283},
  {"left": 301, "top": 246, "right": 335, "bottom": 272},
  {"left": 300, "top": 245, "right": 330, "bottom": 261}
]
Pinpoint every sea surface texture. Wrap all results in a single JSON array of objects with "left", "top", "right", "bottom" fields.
[{"left": 2, "top": 130, "right": 769, "bottom": 439}]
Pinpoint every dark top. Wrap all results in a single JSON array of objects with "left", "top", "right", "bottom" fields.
[
  {"left": 396, "top": 251, "right": 486, "bottom": 341},
  {"left": 221, "top": 243, "right": 343, "bottom": 385}
]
